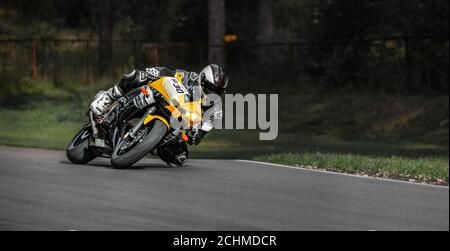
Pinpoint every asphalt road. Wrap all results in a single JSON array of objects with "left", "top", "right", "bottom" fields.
[{"left": 0, "top": 146, "right": 448, "bottom": 231}]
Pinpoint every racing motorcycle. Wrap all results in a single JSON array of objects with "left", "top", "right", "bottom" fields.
[{"left": 66, "top": 77, "right": 202, "bottom": 168}]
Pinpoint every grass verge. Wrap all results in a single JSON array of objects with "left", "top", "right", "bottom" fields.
[{"left": 255, "top": 153, "right": 449, "bottom": 185}]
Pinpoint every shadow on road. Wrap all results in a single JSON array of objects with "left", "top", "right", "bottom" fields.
[{"left": 59, "top": 160, "right": 184, "bottom": 170}]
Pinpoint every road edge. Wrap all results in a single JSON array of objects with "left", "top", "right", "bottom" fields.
[{"left": 237, "top": 160, "right": 449, "bottom": 189}]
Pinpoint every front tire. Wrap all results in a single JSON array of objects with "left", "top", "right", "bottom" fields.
[
  {"left": 66, "top": 124, "right": 96, "bottom": 165},
  {"left": 111, "top": 120, "right": 167, "bottom": 169}
]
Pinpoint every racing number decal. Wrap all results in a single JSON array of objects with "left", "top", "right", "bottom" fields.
[
  {"left": 173, "top": 83, "right": 185, "bottom": 94},
  {"left": 171, "top": 78, "right": 188, "bottom": 94}
]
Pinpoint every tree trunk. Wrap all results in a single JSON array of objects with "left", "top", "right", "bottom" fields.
[
  {"left": 208, "top": 0, "right": 226, "bottom": 68},
  {"left": 99, "top": 0, "right": 113, "bottom": 76},
  {"left": 257, "top": 0, "right": 275, "bottom": 64},
  {"left": 257, "top": 0, "right": 275, "bottom": 44}
]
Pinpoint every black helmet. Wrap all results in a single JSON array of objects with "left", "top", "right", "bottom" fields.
[{"left": 198, "top": 64, "right": 228, "bottom": 95}]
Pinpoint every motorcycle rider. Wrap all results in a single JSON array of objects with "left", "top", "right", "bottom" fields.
[{"left": 90, "top": 64, "right": 228, "bottom": 166}]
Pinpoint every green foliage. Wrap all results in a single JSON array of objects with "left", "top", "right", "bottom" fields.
[
  {"left": 273, "top": 0, "right": 449, "bottom": 93},
  {"left": 255, "top": 152, "right": 449, "bottom": 183},
  {"left": 279, "top": 90, "right": 449, "bottom": 146},
  {"left": 1, "top": 0, "right": 448, "bottom": 94}
]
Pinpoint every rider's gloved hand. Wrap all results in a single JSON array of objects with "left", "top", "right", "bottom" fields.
[
  {"left": 189, "top": 129, "right": 206, "bottom": 145},
  {"left": 133, "top": 86, "right": 155, "bottom": 109}
]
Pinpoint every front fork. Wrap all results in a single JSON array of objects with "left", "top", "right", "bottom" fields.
[{"left": 123, "top": 106, "right": 157, "bottom": 140}]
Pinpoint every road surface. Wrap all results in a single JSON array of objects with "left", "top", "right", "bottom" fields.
[{"left": 0, "top": 146, "right": 448, "bottom": 230}]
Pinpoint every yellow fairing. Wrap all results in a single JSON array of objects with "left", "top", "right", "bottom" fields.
[
  {"left": 148, "top": 78, "right": 170, "bottom": 101},
  {"left": 145, "top": 77, "right": 203, "bottom": 129},
  {"left": 143, "top": 115, "right": 170, "bottom": 129}
]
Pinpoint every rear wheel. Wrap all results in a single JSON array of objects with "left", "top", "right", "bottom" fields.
[
  {"left": 66, "top": 124, "right": 96, "bottom": 164},
  {"left": 111, "top": 120, "right": 167, "bottom": 169}
]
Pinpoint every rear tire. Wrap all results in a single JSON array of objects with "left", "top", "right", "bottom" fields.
[
  {"left": 111, "top": 120, "right": 167, "bottom": 169},
  {"left": 66, "top": 124, "right": 96, "bottom": 165}
]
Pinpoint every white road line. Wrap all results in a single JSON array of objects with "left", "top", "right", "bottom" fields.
[{"left": 236, "top": 159, "right": 449, "bottom": 189}]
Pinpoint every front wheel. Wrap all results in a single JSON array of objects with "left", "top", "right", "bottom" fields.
[
  {"left": 66, "top": 124, "right": 96, "bottom": 165},
  {"left": 111, "top": 120, "right": 167, "bottom": 169}
]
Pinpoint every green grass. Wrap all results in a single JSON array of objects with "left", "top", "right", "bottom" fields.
[
  {"left": 191, "top": 129, "right": 449, "bottom": 159},
  {"left": 0, "top": 102, "right": 84, "bottom": 149},
  {"left": 0, "top": 80, "right": 99, "bottom": 149},
  {"left": 255, "top": 152, "right": 449, "bottom": 184}
]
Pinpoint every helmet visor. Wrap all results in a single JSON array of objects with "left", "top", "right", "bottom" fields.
[{"left": 202, "top": 75, "right": 228, "bottom": 95}]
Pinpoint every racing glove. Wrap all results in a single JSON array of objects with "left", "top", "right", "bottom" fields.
[
  {"left": 133, "top": 86, "right": 156, "bottom": 110},
  {"left": 189, "top": 129, "right": 206, "bottom": 146}
]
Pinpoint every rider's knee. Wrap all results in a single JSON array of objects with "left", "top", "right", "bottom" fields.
[{"left": 157, "top": 138, "right": 189, "bottom": 167}]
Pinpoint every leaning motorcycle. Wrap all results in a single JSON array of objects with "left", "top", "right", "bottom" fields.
[{"left": 66, "top": 77, "right": 202, "bottom": 168}]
